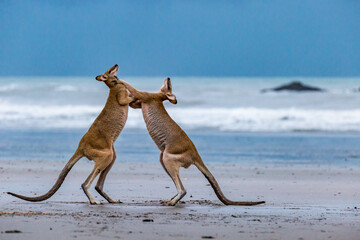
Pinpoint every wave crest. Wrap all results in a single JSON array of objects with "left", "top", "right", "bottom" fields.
[{"left": 0, "top": 102, "right": 359, "bottom": 132}]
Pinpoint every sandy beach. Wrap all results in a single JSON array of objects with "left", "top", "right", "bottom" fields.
[{"left": 1, "top": 159, "right": 359, "bottom": 240}]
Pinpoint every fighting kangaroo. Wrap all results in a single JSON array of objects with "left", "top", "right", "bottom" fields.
[
  {"left": 7, "top": 64, "right": 135, "bottom": 205},
  {"left": 121, "top": 78, "right": 265, "bottom": 206}
]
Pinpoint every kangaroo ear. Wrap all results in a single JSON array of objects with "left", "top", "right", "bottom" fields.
[
  {"left": 160, "top": 77, "right": 172, "bottom": 92},
  {"left": 96, "top": 75, "right": 107, "bottom": 81},
  {"left": 108, "top": 64, "right": 119, "bottom": 76},
  {"left": 166, "top": 93, "right": 177, "bottom": 104}
]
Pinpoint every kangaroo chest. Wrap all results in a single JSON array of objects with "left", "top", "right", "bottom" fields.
[{"left": 111, "top": 106, "right": 128, "bottom": 141}]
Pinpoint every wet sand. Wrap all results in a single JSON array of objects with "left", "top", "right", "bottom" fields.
[{"left": 1, "top": 159, "right": 359, "bottom": 239}]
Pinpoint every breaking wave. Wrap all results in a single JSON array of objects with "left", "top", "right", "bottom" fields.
[{"left": 0, "top": 101, "right": 359, "bottom": 132}]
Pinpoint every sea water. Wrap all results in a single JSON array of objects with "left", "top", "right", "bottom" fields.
[{"left": 0, "top": 77, "right": 359, "bottom": 165}]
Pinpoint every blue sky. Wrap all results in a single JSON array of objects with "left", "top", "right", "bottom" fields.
[{"left": 0, "top": 1, "right": 359, "bottom": 76}]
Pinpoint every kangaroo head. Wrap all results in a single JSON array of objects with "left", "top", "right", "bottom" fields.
[
  {"left": 159, "top": 77, "right": 177, "bottom": 104},
  {"left": 96, "top": 64, "right": 120, "bottom": 88}
]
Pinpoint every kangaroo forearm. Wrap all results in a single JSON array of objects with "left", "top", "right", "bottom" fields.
[
  {"left": 117, "top": 95, "right": 135, "bottom": 106},
  {"left": 120, "top": 81, "right": 143, "bottom": 99}
]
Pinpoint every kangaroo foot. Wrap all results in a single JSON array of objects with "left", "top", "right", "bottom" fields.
[
  {"left": 161, "top": 200, "right": 176, "bottom": 206},
  {"left": 95, "top": 186, "right": 121, "bottom": 204},
  {"left": 108, "top": 199, "right": 123, "bottom": 204},
  {"left": 90, "top": 201, "right": 102, "bottom": 205}
]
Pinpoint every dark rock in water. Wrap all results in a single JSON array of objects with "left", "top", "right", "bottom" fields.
[
  {"left": 262, "top": 81, "right": 324, "bottom": 92},
  {"left": 273, "top": 81, "right": 323, "bottom": 91},
  {"left": 353, "top": 87, "right": 360, "bottom": 92}
]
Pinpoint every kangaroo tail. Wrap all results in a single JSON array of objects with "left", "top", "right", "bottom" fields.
[
  {"left": 7, "top": 150, "right": 83, "bottom": 202},
  {"left": 194, "top": 160, "right": 265, "bottom": 206}
]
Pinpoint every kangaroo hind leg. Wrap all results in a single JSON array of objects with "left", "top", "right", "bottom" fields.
[
  {"left": 160, "top": 154, "right": 186, "bottom": 206},
  {"left": 95, "top": 146, "right": 121, "bottom": 203},
  {"left": 81, "top": 165, "right": 101, "bottom": 205}
]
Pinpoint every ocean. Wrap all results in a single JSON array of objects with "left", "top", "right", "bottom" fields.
[{"left": 0, "top": 77, "right": 359, "bottom": 165}]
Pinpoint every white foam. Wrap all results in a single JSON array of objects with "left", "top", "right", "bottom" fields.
[
  {"left": 0, "top": 101, "right": 102, "bottom": 128},
  {"left": 0, "top": 101, "right": 360, "bottom": 132},
  {"left": 0, "top": 84, "right": 20, "bottom": 92},
  {"left": 55, "top": 85, "right": 78, "bottom": 92},
  {"left": 166, "top": 107, "right": 360, "bottom": 132}
]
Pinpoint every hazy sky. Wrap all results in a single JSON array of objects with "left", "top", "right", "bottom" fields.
[{"left": 0, "top": 1, "right": 359, "bottom": 77}]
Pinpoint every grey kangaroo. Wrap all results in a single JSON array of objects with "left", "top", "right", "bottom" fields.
[
  {"left": 121, "top": 78, "right": 265, "bottom": 206},
  {"left": 7, "top": 64, "right": 135, "bottom": 204}
]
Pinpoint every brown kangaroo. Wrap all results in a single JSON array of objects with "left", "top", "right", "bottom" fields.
[
  {"left": 121, "top": 78, "right": 265, "bottom": 206},
  {"left": 7, "top": 64, "right": 135, "bottom": 205}
]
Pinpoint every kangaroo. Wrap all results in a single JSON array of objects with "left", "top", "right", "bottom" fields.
[
  {"left": 121, "top": 78, "right": 266, "bottom": 206},
  {"left": 7, "top": 64, "right": 135, "bottom": 205}
]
